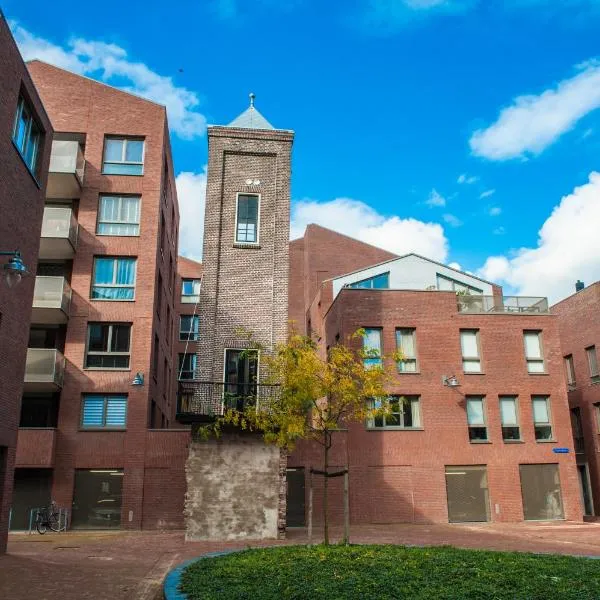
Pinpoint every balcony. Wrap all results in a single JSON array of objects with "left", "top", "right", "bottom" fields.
[
  {"left": 46, "top": 140, "right": 85, "bottom": 199},
  {"left": 457, "top": 295, "right": 549, "bottom": 315},
  {"left": 15, "top": 428, "right": 57, "bottom": 468},
  {"left": 39, "top": 206, "right": 78, "bottom": 259},
  {"left": 176, "top": 381, "right": 280, "bottom": 423},
  {"left": 23, "top": 349, "right": 65, "bottom": 392},
  {"left": 31, "top": 276, "right": 71, "bottom": 324}
]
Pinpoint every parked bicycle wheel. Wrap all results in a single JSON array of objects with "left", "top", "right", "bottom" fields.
[
  {"left": 48, "top": 511, "right": 61, "bottom": 532},
  {"left": 36, "top": 513, "right": 48, "bottom": 535}
]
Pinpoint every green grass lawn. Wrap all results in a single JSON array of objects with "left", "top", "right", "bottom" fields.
[{"left": 180, "top": 544, "right": 600, "bottom": 599}]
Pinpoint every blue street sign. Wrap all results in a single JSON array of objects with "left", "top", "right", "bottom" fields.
[{"left": 552, "top": 448, "right": 569, "bottom": 454}]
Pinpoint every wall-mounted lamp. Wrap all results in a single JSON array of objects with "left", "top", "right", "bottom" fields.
[
  {"left": 244, "top": 178, "right": 261, "bottom": 186},
  {"left": 132, "top": 372, "right": 144, "bottom": 386},
  {"left": 442, "top": 375, "right": 460, "bottom": 387},
  {"left": 1, "top": 250, "right": 28, "bottom": 288}
]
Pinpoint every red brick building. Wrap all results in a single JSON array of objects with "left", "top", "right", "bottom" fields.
[
  {"left": 287, "top": 227, "right": 582, "bottom": 526},
  {"left": 553, "top": 281, "right": 600, "bottom": 518},
  {"left": 0, "top": 12, "right": 52, "bottom": 552},
  {"left": 10, "top": 60, "right": 184, "bottom": 532}
]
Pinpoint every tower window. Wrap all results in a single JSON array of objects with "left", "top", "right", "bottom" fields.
[{"left": 235, "top": 194, "right": 259, "bottom": 244}]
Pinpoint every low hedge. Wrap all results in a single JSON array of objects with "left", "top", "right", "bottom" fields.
[{"left": 180, "top": 544, "right": 600, "bottom": 599}]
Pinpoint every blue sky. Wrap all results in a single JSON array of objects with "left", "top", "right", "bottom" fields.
[{"left": 6, "top": 0, "right": 600, "bottom": 302}]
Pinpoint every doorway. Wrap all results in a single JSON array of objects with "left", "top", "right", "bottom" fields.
[
  {"left": 286, "top": 468, "right": 305, "bottom": 527},
  {"left": 445, "top": 466, "right": 490, "bottom": 523},
  {"left": 577, "top": 463, "right": 594, "bottom": 516}
]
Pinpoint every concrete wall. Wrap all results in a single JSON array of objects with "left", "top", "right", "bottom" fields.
[{"left": 185, "top": 434, "right": 281, "bottom": 540}]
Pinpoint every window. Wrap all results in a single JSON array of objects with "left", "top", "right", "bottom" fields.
[
  {"left": 224, "top": 349, "right": 259, "bottom": 409},
  {"left": 92, "top": 257, "right": 136, "bottom": 300},
  {"left": 363, "top": 328, "right": 382, "bottom": 368},
  {"left": 102, "top": 137, "right": 144, "bottom": 175},
  {"left": 181, "top": 279, "right": 201, "bottom": 303},
  {"left": 85, "top": 323, "right": 131, "bottom": 369},
  {"left": 524, "top": 331, "right": 545, "bottom": 373},
  {"left": 396, "top": 328, "right": 417, "bottom": 372},
  {"left": 519, "top": 464, "right": 563, "bottom": 520},
  {"left": 586, "top": 346, "right": 599, "bottom": 382},
  {"left": 180, "top": 315, "right": 200, "bottom": 341},
  {"left": 368, "top": 395, "right": 421, "bottom": 429},
  {"left": 500, "top": 396, "right": 520, "bottom": 441},
  {"left": 235, "top": 194, "right": 259, "bottom": 243},
  {"left": 466, "top": 397, "right": 487, "bottom": 442},
  {"left": 178, "top": 353, "right": 197, "bottom": 380},
  {"left": 460, "top": 330, "right": 481, "bottom": 373},
  {"left": 437, "top": 273, "right": 483, "bottom": 294},
  {"left": 570, "top": 407, "right": 585, "bottom": 453},
  {"left": 564, "top": 355, "right": 576, "bottom": 389},
  {"left": 97, "top": 195, "right": 140, "bottom": 236},
  {"left": 348, "top": 272, "right": 390, "bottom": 289},
  {"left": 71, "top": 469, "right": 123, "bottom": 529},
  {"left": 445, "top": 466, "right": 490, "bottom": 523},
  {"left": 13, "top": 94, "right": 42, "bottom": 173},
  {"left": 81, "top": 395, "right": 127, "bottom": 429},
  {"left": 532, "top": 396, "right": 553, "bottom": 441}
]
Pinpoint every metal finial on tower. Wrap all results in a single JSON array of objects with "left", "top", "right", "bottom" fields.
[{"left": 249, "top": 92, "right": 256, "bottom": 108}]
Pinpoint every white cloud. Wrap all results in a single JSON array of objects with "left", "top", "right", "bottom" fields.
[
  {"left": 291, "top": 197, "right": 449, "bottom": 262},
  {"left": 457, "top": 173, "right": 479, "bottom": 184},
  {"left": 478, "top": 172, "right": 600, "bottom": 303},
  {"left": 11, "top": 22, "right": 206, "bottom": 139},
  {"left": 176, "top": 170, "right": 207, "bottom": 261},
  {"left": 489, "top": 206, "right": 502, "bottom": 216},
  {"left": 470, "top": 60, "right": 600, "bottom": 160},
  {"left": 493, "top": 226, "right": 506, "bottom": 235},
  {"left": 443, "top": 213, "right": 463, "bottom": 228},
  {"left": 425, "top": 188, "right": 446, "bottom": 207},
  {"left": 480, "top": 189, "right": 496, "bottom": 199},
  {"left": 448, "top": 261, "right": 462, "bottom": 270}
]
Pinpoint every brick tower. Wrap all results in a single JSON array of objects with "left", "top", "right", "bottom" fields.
[{"left": 182, "top": 96, "right": 294, "bottom": 540}]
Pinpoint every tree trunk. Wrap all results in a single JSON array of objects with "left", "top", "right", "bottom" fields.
[{"left": 323, "top": 434, "right": 329, "bottom": 545}]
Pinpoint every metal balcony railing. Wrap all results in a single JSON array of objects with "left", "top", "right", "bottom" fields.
[
  {"left": 49, "top": 140, "right": 85, "bottom": 184},
  {"left": 176, "top": 381, "right": 280, "bottom": 422},
  {"left": 24, "top": 348, "right": 65, "bottom": 388},
  {"left": 41, "top": 206, "right": 79, "bottom": 245},
  {"left": 457, "top": 295, "right": 549, "bottom": 314},
  {"left": 33, "top": 276, "right": 72, "bottom": 314}
]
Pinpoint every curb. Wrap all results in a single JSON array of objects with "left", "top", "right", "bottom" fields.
[{"left": 163, "top": 550, "right": 238, "bottom": 600}]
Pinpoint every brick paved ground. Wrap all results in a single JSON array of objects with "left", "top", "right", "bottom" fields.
[{"left": 2, "top": 522, "right": 600, "bottom": 600}]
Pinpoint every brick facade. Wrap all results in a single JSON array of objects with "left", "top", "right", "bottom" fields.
[
  {"left": 553, "top": 282, "right": 600, "bottom": 516},
  {"left": 0, "top": 13, "right": 52, "bottom": 552}
]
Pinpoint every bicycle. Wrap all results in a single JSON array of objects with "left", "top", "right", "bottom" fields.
[{"left": 35, "top": 501, "right": 61, "bottom": 534}]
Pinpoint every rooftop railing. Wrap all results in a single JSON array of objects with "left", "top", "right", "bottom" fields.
[{"left": 457, "top": 295, "right": 549, "bottom": 314}]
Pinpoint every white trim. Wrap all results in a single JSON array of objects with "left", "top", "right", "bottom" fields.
[{"left": 234, "top": 192, "right": 261, "bottom": 245}]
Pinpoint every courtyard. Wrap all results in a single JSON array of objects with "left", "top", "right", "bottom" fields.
[{"left": 2, "top": 522, "right": 600, "bottom": 600}]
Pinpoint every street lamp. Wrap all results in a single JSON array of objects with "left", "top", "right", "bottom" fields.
[{"left": 1, "top": 251, "right": 29, "bottom": 288}]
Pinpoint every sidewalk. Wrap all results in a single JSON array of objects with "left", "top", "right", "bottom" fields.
[{"left": 2, "top": 522, "right": 600, "bottom": 600}]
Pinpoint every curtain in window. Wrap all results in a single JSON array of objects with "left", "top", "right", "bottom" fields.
[
  {"left": 106, "top": 398, "right": 127, "bottom": 427},
  {"left": 467, "top": 399, "right": 484, "bottom": 425},
  {"left": 500, "top": 398, "right": 518, "bottom": 425},
  {"left": 524, "top": 333, "right": 541, "bottom": 358},
  {"left": 532, "top": 398, "right": 549, "bottom": 423},
  {"left": 82, "top": 396, "right": 105, "bottom": 427},
  {"left": 98, "top": 196, "right": 140, "bottom": 235},
  {"left": 94, "top": 258, "right": 114, "bottom": 285},
  {"left": 410, "top": 398, "right": 421, "bottom": 427},
  {"left": 460, "top": 331, "right": 478, "bottom": 357},
  {"left": 115, "top": 259, "right": 135, "bottom": 299}
]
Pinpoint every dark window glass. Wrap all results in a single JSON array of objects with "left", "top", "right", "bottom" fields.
[
  {"left": 71, "top": 469, "right": 123, "bottom": 529},
  {"left": 85, "top": 324, "right": 131, "bottom": 369},
  {"left": 236, "top": 195, "right": 259, "bottom": 243}
]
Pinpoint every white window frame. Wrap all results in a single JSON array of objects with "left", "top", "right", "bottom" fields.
[
  {"left": 532, "top": 395, "right": 554, "bottom": 442},
  {"left": 564, "top": 354, "right": 576, "bottom": 389},
  {"left": 367, "top": 395, "right": 422, "bottom": 429},
  {"left": 102, "top": 136, "right": 145, "bottom": 175},
  {"left": 91, "top": 256, "right": 137, "bottom": 301},
  {"left": 524, "top": 330, "right": 545, "bottom": 374},
  {"left": 436, "top": 273, "right": 483, "bottom": 294},
  {"left": 85, "top": 323, "right": 132, "bottom": 370},
  {"left": 396, "top": 328, "right": 418, "bottom": 373},
  {"left": 97, "top": 195, "right": 141, "bottom": 236},
  {"left": 181, "top": 278, "right": 201, "bottom": 303},
  {"left": 499, "top": 396, "right": 521, "bottom": 442},
  {"left": 460, "top": 329, "right": 482, "bottom": 373},
  {"left": 234, "top": 192, "right": 261, "bottom": 245},
  {"left": 466, "top": 396, "right": 488, "bottom": 442}
]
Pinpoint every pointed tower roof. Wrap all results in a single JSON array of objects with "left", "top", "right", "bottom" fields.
[{"left": 227, "top": 93, "right": 275, "bottom": 130}]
